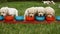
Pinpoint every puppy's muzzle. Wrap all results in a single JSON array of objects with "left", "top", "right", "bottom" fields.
[{"left": 38, "top": 13, "right": 44, "bottom": 16}]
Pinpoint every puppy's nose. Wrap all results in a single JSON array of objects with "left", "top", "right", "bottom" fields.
[
  {"left": 38, "top": 14, "right": 41, "bottom": 16},
  {"left": 40, "top": 15, "right": 42, "bottom": 16},
  {"left": 30, "top": 16, "right": 32, "bottom": 17},
  {"left": 39, "top": 14, "right": 43, "bottom": 16}
]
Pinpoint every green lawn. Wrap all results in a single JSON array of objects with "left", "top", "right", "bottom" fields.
[{"left": 0, "top": 1, "right": 60, "bottom": 34}]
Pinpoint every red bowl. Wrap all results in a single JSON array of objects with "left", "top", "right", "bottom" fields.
[
  {"left": 46, "top": 16, "right": 55, "bottom": 21},
  {"left": 4, "top": 16, "right": 14, "bottom": 21},
  {"left": 26, "top": 16, "right": 35, "bottom": 21}
]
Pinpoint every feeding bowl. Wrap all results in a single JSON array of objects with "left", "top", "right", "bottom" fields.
[
  {"left": 46, "top": 16, "right": 55, "bottom": 21},
  {"left": 15, "top": 16, "right": 24, "bottom": 21},
  {"left": 26, "top": 16, "right": 34, "bottom": 21},
  {"left": 4, "top": 15, "right": 14, "bottom": 21},
  {"left": 56, "top": 16, "right": 60, "bottom": 21},
  {"left": 35, "top": 16, "right": 45, "bottom": 21},
  {"left": 0, "top": 16, "right": 4, "bottom": 20}
]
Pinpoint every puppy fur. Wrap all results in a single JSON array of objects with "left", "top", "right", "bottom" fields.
[
  {"left": 45, "top": 7, "right": 55, "bottom": 17},
  {"left": 42, "top": 1, "right": 55, "bottom": 5},
  {"left": 24, "top": 7, "right": 37, "bottom": 20},
  {"left": 0, "top": 7, "right": 18, "bottom": 16},
  {"left": 35, "top": 7, "right": 45, "bottom": 16}
]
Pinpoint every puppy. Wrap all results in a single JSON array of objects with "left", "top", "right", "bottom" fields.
[
  {"left": 0, "top": 7, "right": 18, "bottom": 16},
  {"left": 0, "top": 7, "right": 9, "bottom": 16},
  {"left": 7, "top": 8, "right": 18, "bottom": 16},
  {"left": 45, "top": 7, "right": 55, "bottom": 17},
  {"left": 35, "top": 7, "right": 45, "bottom": 16},
  {"left": 24, "top": 7, "right": 37, "bottom": 20},
  {"left": 42, "top": 1, "right": 51, "bottom": 5},
  {"left": 51, "top": 1, "right": 55, "bottom": 5},
  {"left": 42, "top": 1, "right": 55, "bottom": 5}
]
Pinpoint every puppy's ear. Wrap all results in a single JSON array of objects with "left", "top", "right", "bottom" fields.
[
  {"left": 27, "top": 10, "right": 29, "bottom": 16},
  {"left": 27, "top": 10, "right": 29, "bottom": 14},
  {"left": 28, "top": 10, "right": 29, "bottom": 12}
]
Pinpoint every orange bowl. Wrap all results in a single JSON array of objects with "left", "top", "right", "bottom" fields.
[
  {"left": 46, "top": 16, "right": 55, "bottom": 21},
  {"left": 26, "top": 16, "right": 34, "bottom": 21},
  {"left": 4, "top": 16, "right": 14, "bottom": 21}
]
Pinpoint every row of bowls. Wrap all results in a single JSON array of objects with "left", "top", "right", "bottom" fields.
[{"left": 0, "top": 16, "right": 60, "bottom": 21}]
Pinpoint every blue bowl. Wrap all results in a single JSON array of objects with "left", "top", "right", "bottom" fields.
[
  {"left": 56, "top": 16, "right": 60, "bottom": 21},
  {"left": 0, "top": 16, "right": 4, "bottom": 20},
  {"left": 35, "top": 16, "right": 45, "bottom": 21},
  {"left": 15, "top": 16, "right": 24, "bottom": 21}
]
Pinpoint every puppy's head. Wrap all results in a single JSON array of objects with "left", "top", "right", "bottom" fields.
[
  {"left": 51, "top": 1, "right": 54, "bottom": 3},
  {"left": 28, "top": 10, "right": 35, "bottom": 17},
  {"left": 37, "top": 8, "right": 45, "bottom": 16},
  {"left": 0, "top": 8, "right": 8, "bottom": 16},
  {"left": 51, "top": 1, "right": 55, "bottom": 5},
  {"left": 27, "top": 7, "right": 36, "bottom": 17},
  {"left": 37, "top": 11, "right": 45, "bottom": 16},
  {"left": 46, "top": 12, "right": 54, "bottom": 17},
  {"left": 47, "top": 14, "right": 53, "bottom": 17}
]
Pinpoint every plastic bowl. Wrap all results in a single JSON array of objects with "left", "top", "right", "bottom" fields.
[
  {"left": 0, "top": 16, "right": 4, "bottom": 20},
  {"left": 35, "top": 16, "right": 45, "bottom": 21},
  {"left": 46, "top": 16, "right": 55, "bottom": 21},
  {"left": 15, "top": 16, "right": 24, "bottom": 21},
  {"left": 56, "top": 16, "right": 60, "bottom": 21},
  {"left": 5, "top": 16, "right": 14, "bottom": 21},
  {"left": 26, "top": 16, "right": 34, "bottom": 21}
]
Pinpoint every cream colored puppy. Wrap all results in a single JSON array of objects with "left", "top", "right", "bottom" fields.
[
  {"left": 7, "top": 8, "right": 18, "bottom": 16},
  {"left": 42, "top": 1, "right": 55, "bottom": 5},
  {"left": 24, "top": 7, "right": 37, "bottom": 20},
  {"left": 51, "top": 1, "right": 55, "bottom": 5},
  {"left": 42, "top": 1, "right": 51, "bottom": 5},
  {"left": 0, "top": 7, "right": 9, "bottom": 16},
  {"left": 0, "top": 7, "right": 18, "bottom": 16},
  {"left": 45, "top": 7, "right": 55, "bottom": 17},
  {"left": 35, "top": 7, "right": 45, "bottom": 16}
]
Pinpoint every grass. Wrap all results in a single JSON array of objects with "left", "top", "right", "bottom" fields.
[{"left": 0, "top": 1, "right": 60, "bottom": 34}]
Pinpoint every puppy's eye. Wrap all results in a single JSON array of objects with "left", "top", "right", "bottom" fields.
[
  {"left": 2, "top": 12, "right": 4, "bottom": 13},
  {"left": 32, "top": 13, "right": 34, "bottom": 14}
]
